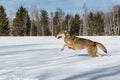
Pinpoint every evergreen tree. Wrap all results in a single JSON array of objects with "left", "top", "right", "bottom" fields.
[
  {"left": 25, "top": 14, "right": 31, "bottom": 36},
  {"left": 70, "top": 14, "right": 81, "bottom": 35},
  {"left": 88, "top": 12, "right": 104, "bottom": 35},
  {"left": 53, "top": 11, "right": 60, "bottom": 36},
  {"left": 53, "top": 9, "right": 64, "bottom": 36},
  {"left": 40, "top": 9, "right": 50, "bottom": 36},
  {"left": 12, "top": 6, "right": 30, "bottom": 36},
  {"left": 0, "top": 5, "right": 9, "bottom": 36},
  {"left": 88, "top": 12, "right": 94, "bottom": 35},
  {"left": 64, "top": 14, "right": 72, "bottom": 31},
  {"left": 30, "top": 8, "right": 40, "bottom": 36},
  {"left": 118, "top": 7, "right": 120, "bottom": 35}
]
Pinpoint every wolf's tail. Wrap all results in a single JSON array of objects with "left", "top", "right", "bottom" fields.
[{"left": 95, "top": 42, "right": 107, "bottom": 53}]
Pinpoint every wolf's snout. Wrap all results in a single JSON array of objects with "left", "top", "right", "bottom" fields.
[{"left": 56, "top": 34, "right": 61, "bottom": 39}]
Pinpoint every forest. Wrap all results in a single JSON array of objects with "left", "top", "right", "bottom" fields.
[{"left": 0, "top": 4, "right": 120, "bottom": 36}]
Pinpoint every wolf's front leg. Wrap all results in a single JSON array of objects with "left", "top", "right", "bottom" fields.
[
  {"left": 68, "top": 47, "right": 75, "bottom": 50},
  {"left": 61, "top": 44, "right": 67, "bottom": 51}
]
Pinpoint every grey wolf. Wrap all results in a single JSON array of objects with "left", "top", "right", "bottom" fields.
[{"left": 56, "top": 30, "right": 107, "bottom": 57}]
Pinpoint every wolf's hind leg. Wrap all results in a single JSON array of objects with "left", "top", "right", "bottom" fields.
[
  {"left": 68, "top": 47, "right": 75, "bottom": 50},
  {"left": 87, "top": 46, "right": 97, "bottom": 57},
  {"left": 96, "top": 52, "right": 102, "bottom": 57}
]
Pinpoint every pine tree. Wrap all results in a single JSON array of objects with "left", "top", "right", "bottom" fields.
[
  {"left": 53, "top": 9, "right": 64, "bottom": 36},
  {"left": 70, "top": 14, "right": 81, "bottom": 35},
  {"left": 12, "top": 6, "right": 30, "bottom": 36},
  {"left": 0, "top": 5, "right": 9, "bottom": 36},
  {"left": 25, "top": 14, "right": 31, "bottom": 36},
  {"left": 88, "top": 12, "right": 94, "bottom": 35},
  {"left": 40, "top": 9, "right": 50, "bottom": 36},
  {"left": 118, "top": 6, "right": 120, "bottom": 35},
  {"left": 64, "top": 14, "right": 72, "bottom": 31},
  {"left": 30, "top": 8, "right": 40, "bottom": 36},
  {"left": 53, "top": 11, "right": 60, "bottom": 36},
  {"left": 88, "top": 12, "right": 104, "bottom": 35}
]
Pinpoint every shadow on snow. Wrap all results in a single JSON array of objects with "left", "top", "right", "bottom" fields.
[{"left": 63, "top": 65, "right": 120, "bottom": 80}]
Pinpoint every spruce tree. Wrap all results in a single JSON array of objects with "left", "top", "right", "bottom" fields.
[
  {"left": 70, "top": 14, "right": 81, "bottom": 35},
  {"left": 12, "top": 6, "right": 30, "bottom": 36},
  {"left": 25, "top": 14, "right": 31, "bottom": 36},
  {"left": 53, "top": 11, "right": 60, "bottom": 36},
  {"left": 40, "top": 9, "right": 50, "bottom": 36},
  {"left": 88, "top": 12, "right": 104, "bottom": 35},
  {"left": 0, "top": 5, "right": 9, "bottom": 36},
  {"left": 64, "top": 14, "right": 71, "bottom": 30},
  {"left": 53, "top": 9, "right": 64, "bottom": 36}
]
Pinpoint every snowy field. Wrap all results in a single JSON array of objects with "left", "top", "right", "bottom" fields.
[{"left": 0, "top": 36, "right": 120, "bottom": 80}]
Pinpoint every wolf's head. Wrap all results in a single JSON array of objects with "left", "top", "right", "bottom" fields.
[{"left": 56, "top": 30, "right": 70, "bottom": 39}]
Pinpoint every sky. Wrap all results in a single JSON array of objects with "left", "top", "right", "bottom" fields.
[{"left": 0, "top": 0, "right": 120, "bottom": 17}]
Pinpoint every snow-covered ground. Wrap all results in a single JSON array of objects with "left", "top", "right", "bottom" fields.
[{"left": 0, "top": 36, "right": 120, "bottom": 80}]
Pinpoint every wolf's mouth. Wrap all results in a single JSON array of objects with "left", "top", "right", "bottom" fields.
[{"left": 57, "top": 36, "right": 62, "bottom": 39}]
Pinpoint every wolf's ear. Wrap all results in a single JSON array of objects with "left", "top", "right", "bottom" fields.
[
  {"left": 64, "top": 30, "right": 70, "bottom": 35},
  {"left": 64, "top": 30, "right": 68, "bottom": 34}
]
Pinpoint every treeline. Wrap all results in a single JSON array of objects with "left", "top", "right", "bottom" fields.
[{"left": 0, "top": 5, "right": 120, "bottom": 36}]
